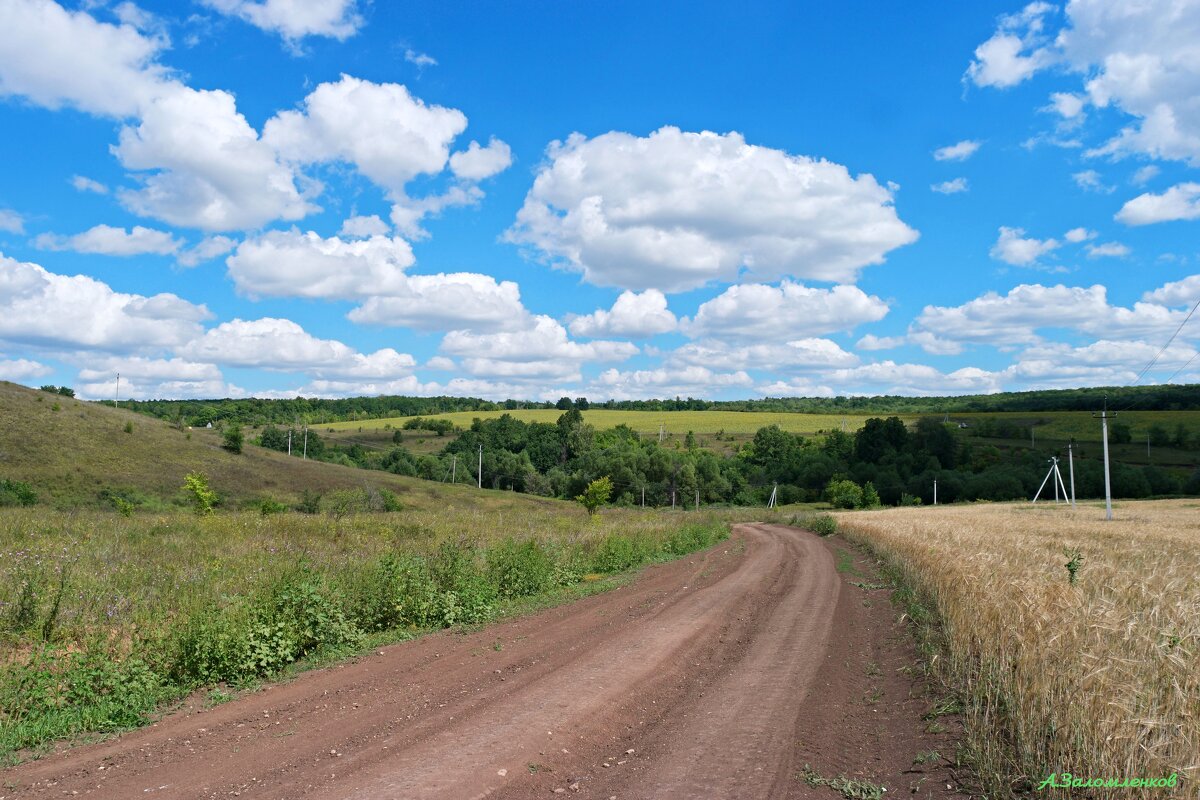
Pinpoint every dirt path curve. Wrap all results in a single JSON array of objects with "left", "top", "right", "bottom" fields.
[{"left": 3, "top": 525, "right": 963, "bottom": 799}]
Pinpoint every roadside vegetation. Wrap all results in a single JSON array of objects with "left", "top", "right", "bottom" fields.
[
  {"left": 0, "top": 501, "right": 729, "bottom": 763},
  {"left": 836, "top": 501, "right": 1199, "bottom": 799}
]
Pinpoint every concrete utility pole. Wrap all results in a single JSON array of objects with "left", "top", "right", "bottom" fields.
[
  {"left": 933, "top": 479, "right": 937, "bottom": 506},
  {"left": 287, "top": 429, "right": 292, "bottom": 456},
  {"left": 1094, "top": 399, "right": 1115, "bottom": 521},
  {"left": 767, "top": 483, "right": 777, "bottom": 509},
  {"left": 1068, "top": 442, "right": 1076, "bottom": 506},
  {"left": 641, "top": 486, "right": 645, "bottom": 508},
  {"left": 303, "top": 425, "right": 308, "bottom": 459},
  {"left": 451, "top": 454, "right": 457, "bottom": 483},
  {"left": 114, "top": 373, "right": 120, "bottom": 407},
  {"left": 477, "top": 444, "right": 482, "bottom": 489}
]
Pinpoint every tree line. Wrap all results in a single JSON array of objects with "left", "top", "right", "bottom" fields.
[{"left": 253, "top": 411, "right": 1200, "bottom": 507}]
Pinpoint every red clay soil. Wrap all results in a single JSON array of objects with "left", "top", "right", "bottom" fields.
[{"left": 2, "top": 524, "right": 967, "bottom": 799}]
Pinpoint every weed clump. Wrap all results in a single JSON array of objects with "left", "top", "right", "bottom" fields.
[{"left": 792, "top": 512, "right": 837, "bottom": 536}]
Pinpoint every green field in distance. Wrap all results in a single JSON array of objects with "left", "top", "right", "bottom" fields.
[{"left": 323, "top": 408, "right": 1200, "bottom": 443}]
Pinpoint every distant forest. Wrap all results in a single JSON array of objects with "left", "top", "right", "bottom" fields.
[{"left": 116, "top": 383, "right": 1200, "bottom": 427}]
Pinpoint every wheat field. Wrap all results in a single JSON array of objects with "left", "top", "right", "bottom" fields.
[{"left": 836, "top": 500, "right": 1199, "bottom": 799}]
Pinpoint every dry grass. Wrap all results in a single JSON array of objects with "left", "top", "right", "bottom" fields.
[{"left": 837, "top": 500, "right": 1200, "bottom": 798}]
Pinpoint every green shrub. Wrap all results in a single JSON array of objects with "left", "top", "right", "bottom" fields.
[
  {"left": 172, "top": 568, "right": 362, "bottom": 684},
  {"left": 488, "top": 538, "right": 555, "bottom": 598},
  {"left": 371, "top": 488, "right": 404, "bottom": 512},
  {"left": 0, "top": 478, "right": 38, "bottom": 507},
  {"left": 801, "top": 513, "right": 838, "bottom": 536},
  {"left": 590, "top": 533, "right": 644, "bottom": 573},
  {"left": 258, "top": 498, "right": 289, "bottom": 516},
  {"left": 222, "top": 426, "right": 244, "bottom": 454},
  {"left": 430, "top": 540, "right": 496, "bottom": 626},
  {"left": 0, "top": 646, "right": 167, "bottom": 754},
  {"left": 296, "top": 489, "right": 322, "bottom": 514},
  {"left": 345, "top": 553, "right": 439, "bottom": 632}
]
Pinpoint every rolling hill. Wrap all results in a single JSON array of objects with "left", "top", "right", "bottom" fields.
[{"left": 0, "top": 382, "right": 553, "bottom": 511}]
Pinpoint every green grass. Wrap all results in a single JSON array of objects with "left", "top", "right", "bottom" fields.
[{"left": 0, "top": 503, "right": 733, "bottom": 762}]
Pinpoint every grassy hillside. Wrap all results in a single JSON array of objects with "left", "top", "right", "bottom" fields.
[{"left": 0, "top": 382, "right": 548, "bottom": 511}]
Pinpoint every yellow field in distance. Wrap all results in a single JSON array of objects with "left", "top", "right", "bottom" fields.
[
  {"left": 323, "top": 409, "right": 880, "bottom": 436},
  {"left": 322, "top": 407, "right": 1200, "bottom": 443}
]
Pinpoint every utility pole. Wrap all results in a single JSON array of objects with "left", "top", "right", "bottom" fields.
[
  {"left": 659, "top": 423, "right": 665, "bottom": 443},
  {"left": 933, "top": 479, "right": 937, "bottom": 506},
  {"left": 1068, "top": 442, "right": 1076, "bottom": 506},
  {"left": 767, "top": 483, "right": 777, "bottom": 509},
  {"left": 671, "top": 489, "right": 676, "bottom": 510},
  {"left": 477, "top": 444, "right": 482, "bottom": 489},
  {"left": 451, "top": 454, "right": 457, "bottom": 483},
  {"left": 302, "top": 425, "right": 308, "bottom": 459},
  {"left": 114, "top": 373, "right": 120, "bottom": 407},
  {"left": 1094, "top": 399, "right": 1115, "bottom": 521},
  {"left": 1032, "top": 457, "right": 1069, "bottom": 504},
  {"left": 695, "top": 489, "right": 699, "bottom": 511},
  {"left": 641, "top": 486, "right": 645, "bottom": 508},
  {"left": 287, "top": 429, "right": 292, "bottom": 456}
]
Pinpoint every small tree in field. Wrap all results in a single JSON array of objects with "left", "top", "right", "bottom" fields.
[
  {"left": 222, "top": 426, "right": 244, "bottom": 454},
  {"left": 576, "top": 476, "right": 613, "bottom": 516},
  {"left": 825, "top": 478, "right": 864, "bottom": 510},
  {"left": 183, "top": 472, "right": 218, "bottom": 515}
]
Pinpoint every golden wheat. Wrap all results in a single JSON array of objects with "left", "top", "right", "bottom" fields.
[{"left": 837, "top": 500, "right": 1200, "bottom": 799}]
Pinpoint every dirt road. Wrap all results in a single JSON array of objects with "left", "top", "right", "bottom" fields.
[{"left": 3, "top": 524, "right": 964, "bottom": 799}]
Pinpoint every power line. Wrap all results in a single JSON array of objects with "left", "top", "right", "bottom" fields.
[{"left": 1115, "top": 294, "right": 1200, "bottom": 413}]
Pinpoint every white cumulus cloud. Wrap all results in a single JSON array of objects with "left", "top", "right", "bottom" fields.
[
  {"left": 70, "top": 175, "right": 108, "bottom": 194},
  {"left": 931, "top": 178, "right": 968, "bottom": 194},
  {"left": 0, "top": 209, "right": 23, "bottom": 234},
  {"left": 226, "top": 229, "right": 413, "bottom": 300},
  {"left": 506, "top": 126, "right": 917, "bottom": 292},
  {"left": 35, "top": 224, "right": 180, "bottom": 256},
  {"left": 348, "top": 272, "right": 530, "bottom": 333},
  {"left": 0, "top": 253, "right": 209, "bottom": 353},
  {"left": 932, "top": 140, "right": 981, "bottom": 161},
  {"left": 200, "top": 0, "right": 362, "bottom": 44},
  {"left": 441, "top": 315, "right": 637, "bottom": 382},
  {"left": 1116, "top": 183, "right": 1200, "bottom": 225},
  {"left": 567, "top": 290, "right": 677, "bottom": 338},
  {"left": 180, "top": 317, "right": 416, "bottom": 380},
  {"left": 990, "top": 226, "right": 1060, "bottom": 266},
  {"left": 0, "top": 356, "right": 51, "bottom": 380},
  {"left": 683, "top": 281, "right": 889, "bottom": 341},
  {"left": 1085, "top": 242, "right": 1130, "bottom": 258},
  {"left": 449, "top": 138, "right": 513, "bottom": 181},
  {"left": 965, "top": 2, "right": 1056, "bottom": 89}
]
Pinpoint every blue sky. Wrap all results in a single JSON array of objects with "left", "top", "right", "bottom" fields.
[{"left": 0, "top": 0, "right": 1198, "bottom": 401}]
